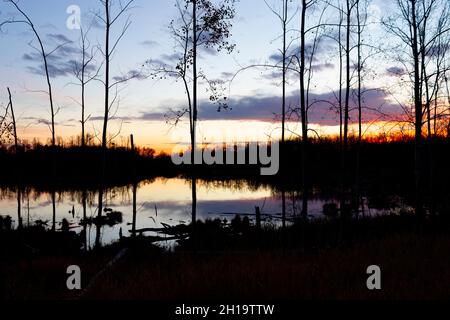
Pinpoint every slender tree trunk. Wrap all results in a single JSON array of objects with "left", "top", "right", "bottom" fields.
[
  {"left": 422, "top": 59, "right": 431, "bottom": 139},
  {"left": 102, "top": 1, "right": 110, "bottom": 152},
  {"left": 411, "top": 0, "right": 424, "bottom": 218},
  {"left": 81, "top": 36, "right": 86, "bottom": 148},
  {"left": 338, "top": 7, "right": 344, "bottom": 220},
  {"left": 8, "top": 2, "right": 57, "bottom": 231},
  {"left": 7, "top": 87, "right": 22, "bottom": 230},
  {"left": 282, "top": 0, "right": 287, "bottom": 144},
  {"left": 43, "top": 50, "right": 55, "bottom": 146},
  {"left": 280, "top": 0, "right": 288, "bottom": 230},
  {"left": 300, "top": 0, "right": 308, "bottom": 218},
  {"left": 98, "top": 0, "right": 111, "bottom": 241},
  {"left": 356, "top": 0, "right": 362, "bottom": 217},
  {"left": 7, "top": 2, "right": 56, "bottom": 145},
  {"left": 7, "top": 88, "right": 18, "bottom": 152},
  {"left": 433, "top": 83, "right": 438, "bottom": 136},
  {"left": 344, "top": 0, "right": 351, "bottom": 169},
  {"left": 192, "top": 0, "right": 198, "bottom": 161},
  {"left": 340, "top": 0, "right": 352, "bottom": 219},
  {"left": 429, "top": 39, "right": 443, "bottom": 217},
  {"left": 191, "top": 0, "right": 198, "bottom": 226}
]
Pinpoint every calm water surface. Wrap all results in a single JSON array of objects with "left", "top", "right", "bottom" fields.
[{"left": 0, "top": 177, "right": 385, "bottom": 248}]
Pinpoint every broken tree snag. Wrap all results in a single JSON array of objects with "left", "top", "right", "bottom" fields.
[
  {"left": 7, "top": 87, "right": 18, "bottom": 152},
  {"left": 7, "top": 87, "right": 22, "bottom": 230}
]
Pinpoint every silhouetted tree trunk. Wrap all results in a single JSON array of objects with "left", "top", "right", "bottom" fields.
[
  {"left": 343, "top": 0, "right": 352, "bottom": 178},
  {"left": 411, "top": 0, "right": 424, "bottom": 218},
  {"left": 166, "top": 0, "right": 236, "bottom": 230},
  {"left": 355, "top": 0, "right": 362, "bottom": 217},
  {"left": 282, "top": 0, "right": 288, "bottom": 144},
  {"left": 281, "top": 0, "right": 288, "bottom": 226},
  {"left": 7, "top": 88, "right": 18, "bottom": 153},
  {"left": 339, "top": 0, "right": 357, "bottom": 218},
  {"left": 81, "top": 32, "right": 87, "bottom": 149},
  {"left": 97, "top": 0, "right": 135, "bottom": 243},
  {"left": 7, "top": 87, "right": 21, "bottom": 230},
  {"left": 2, "top": 2, "right": 60, "bottom": 228},
  {"left": 192, "top": 0, "right": 198, "bottom": 226},
  {"left": 72, "top": 26, "right": 98, "bottom": 148},
  {"left": 296, "top": 0, "right": 329, "bottom": 218},
  {"left": 2, "top": 1, "right": 57, "bottom": 146},
  {"left": 338, "top": 7, "right": 344, "bottom": 147},
  {"left": 300, "top": 0, "right": 308, "bottom": 218},
  {"left": 98, "top": 0, "right": 111, "bottom": 231}
]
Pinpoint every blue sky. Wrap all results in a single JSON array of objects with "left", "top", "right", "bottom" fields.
[{"left": 0, "top": 0, "right": 402, "bottom": 150}]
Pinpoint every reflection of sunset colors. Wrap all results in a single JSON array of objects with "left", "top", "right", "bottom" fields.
[
  {"left": 139, "top": 178, "right": 273, "bottom": 201},
  {"left": 0, "top": 179, "right": 276, "bottom": 247}
]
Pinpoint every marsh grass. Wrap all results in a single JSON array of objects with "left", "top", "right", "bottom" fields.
[{"left": 1, "top": 214, "right": 450, "bottom": 300}]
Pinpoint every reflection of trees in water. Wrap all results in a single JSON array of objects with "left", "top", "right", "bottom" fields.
[
  {"left": 0, "top": 185, "right": 136, "bottom": 208},
  {"left": 131, "top": 177, "right": 159, "bottom": 188},
  {"left": 195, "top": 178, "right": 272, "bottom": 193},
  {"left": 0, "top": 179, "right": 415, "bottom": 219}
]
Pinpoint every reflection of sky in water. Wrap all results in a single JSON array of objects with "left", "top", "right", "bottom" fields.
[{"left": 0, "top": 178, "right": 338, "bottom": 248}]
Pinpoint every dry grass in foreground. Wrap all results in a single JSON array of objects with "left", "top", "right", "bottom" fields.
[{"left": 82, "top": 233, "right": 450, "bottom": 300}]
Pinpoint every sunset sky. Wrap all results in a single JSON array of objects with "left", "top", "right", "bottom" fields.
[{"left": 0, "top": 0, "right": 408, "bottom": 152}]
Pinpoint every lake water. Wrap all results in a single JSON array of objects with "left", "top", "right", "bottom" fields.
[{"left": 0, "top": 177, "right": 385, "bottom": 248}]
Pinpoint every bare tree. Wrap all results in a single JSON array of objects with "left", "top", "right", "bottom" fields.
[
  {"left": 169, "top": 0, "right": 236, "bottom": 165},
  {"left": 0, "top": 93, "right": 14, "bottom": 146},
  {"left": 342, "top": 0, "right": 358, "bottom": 172},
  {"left": 95, "top": 0, "right": 136, "bottom": 246},
  {"left": 264, "top": 0, "right": 298, "bottom": 144},
  {"left": 338, "top": 6, "right": 344, "bottom": 146},
  {"left": 71, "top": 25, "right": 101, "bottom": 148},
  {"left": 354, "top": 0, "right": 371, "bottom": 216},
  {"left": 2, "top": 2, "right": 65, "bottom": 233},
  {"left": 384, "top": 0, "right": 450, "bottom": 217},
  {"left": 297, "top": 0, "right": 325, "bottom": 217},
  {"left": 263, "top": 0, "right": 298, "bottom": 227},
  {"left": 95, "top": 0, "right": 136, "bottom": 152},
  {"left": 6, "top": 87, "right": 21, "bottom": 229},
  {"left": 149, "top": 0, "right": 236, "bottom": 226},
  {"left": 1, "top": 0, "right": 69, "bottom": 147},
  {"left": 6, "top": 88, "right": 18, "bottom": 152}
]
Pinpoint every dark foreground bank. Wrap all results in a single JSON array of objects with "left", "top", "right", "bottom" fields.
[{"left": 1, "top": 214, "right": 450, "bottom": 300}]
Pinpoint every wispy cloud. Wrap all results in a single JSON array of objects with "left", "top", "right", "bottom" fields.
[
  {"left": 386, "top": 66, "right": 406, "bottom": 77},
  {"left": 140, "top": 40, "right": 159, "bottom": 48},
  {"left": 21, "top": 33, "right": 98, "bottom": 78}
]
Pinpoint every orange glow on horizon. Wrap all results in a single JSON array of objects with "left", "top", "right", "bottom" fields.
[{"left": 13, "top": 119, "right": 423, "bottom": 154}]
